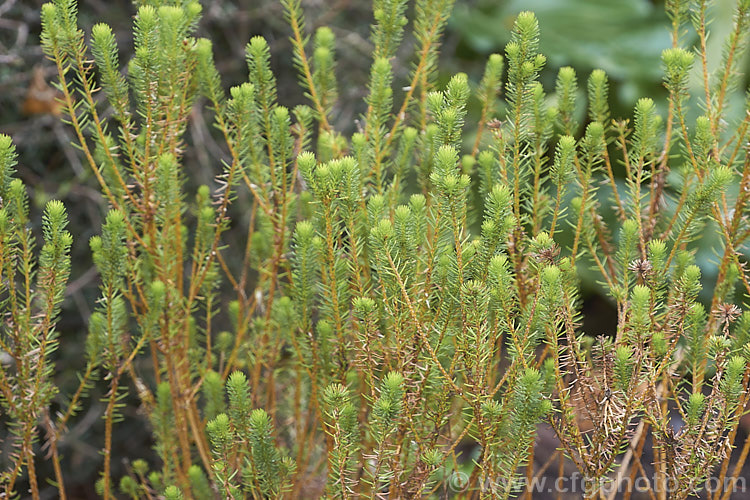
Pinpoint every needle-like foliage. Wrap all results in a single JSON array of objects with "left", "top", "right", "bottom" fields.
[{"left": 2, "top": 0, "right": 750, "bottom": 498}]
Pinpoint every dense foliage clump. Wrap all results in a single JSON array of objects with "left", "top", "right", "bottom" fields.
[{"left": 1, "top": 0, "right": 750, "bottom": 498}]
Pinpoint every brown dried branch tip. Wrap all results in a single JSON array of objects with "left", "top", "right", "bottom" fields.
[
  {"left": 628, "top": 258, "right": 653, "bottom": 283},
  {"left": 713, "top": 303, "right": 742, "bottom": 327}
]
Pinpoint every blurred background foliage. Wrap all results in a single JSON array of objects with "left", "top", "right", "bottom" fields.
[
  {"left": 452, "top": 0, "right": 747, "bottom": 122},
  {"left": 454, "top": 0, "right": 676, "bottom": 113},
  {"left": 0, "top": 0, "right": 748, "bottom": 497}
]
